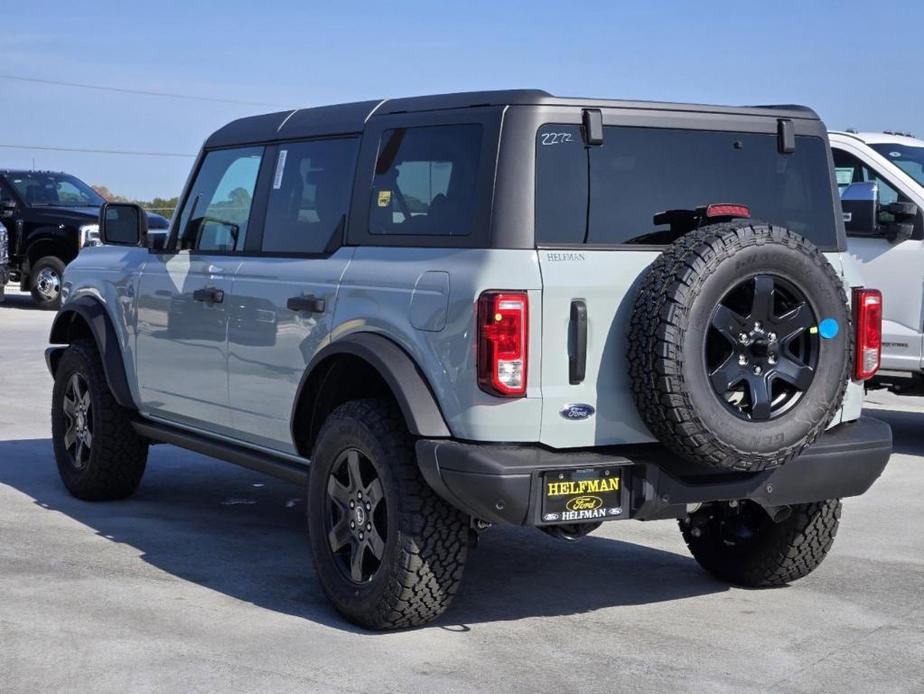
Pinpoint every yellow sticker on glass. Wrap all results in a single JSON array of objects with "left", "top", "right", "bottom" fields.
[{"left": 377, "top": 190, "right": 392, "bottom": 207}]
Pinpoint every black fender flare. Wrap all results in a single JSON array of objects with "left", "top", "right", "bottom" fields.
[
  {"left": 47, "top": 296, "right": 136, "bottom": 409},
  {"left": 292, "top": 332, "right": 452, "bottom": 446}
]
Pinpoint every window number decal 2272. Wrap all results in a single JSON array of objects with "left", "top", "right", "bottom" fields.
[{"left": 540, "top": 132, "right": 574, "bottom": 146}]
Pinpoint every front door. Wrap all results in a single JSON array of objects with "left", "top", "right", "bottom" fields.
[
  {"left": 135, "top": 146, "right": 264, "bottom": 434},
  {"left": 227, "top": 138, "right": 360, "bottom": 453}
]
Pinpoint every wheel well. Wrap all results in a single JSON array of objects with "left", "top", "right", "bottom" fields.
[
  {"left": 47, "top": 312, "right": 93, "bottom": 375},
  {"left": 50, "top": 311, "right": 93, "bottom": 344},
  {"left": 48, "top": 301, "right": 137, "bottom": 410},
  {"left": 26, "top": 239, "right": 75, "bottom": 274},
  {"left": 293, "top": 354, "right": 394, "bottom": 458}
]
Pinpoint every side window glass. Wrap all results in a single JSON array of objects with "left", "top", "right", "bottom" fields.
[
  {"left": 833, "top": 148, "right": 906, "bottom": 231},
  {"left": 369, "top": 124, "right": 482, "bottom": 237},
  {"left": 177, "top": 147, "right": 263, "bottom": 252},
  {"left": 832, "top": 148, "right": 865, "bottom": 193},
  {"left": 535, "top": 124, "right": 588, "bottom": 245},
  {"left": 261, "top": 138, "right": 359, "bottom": 254}
]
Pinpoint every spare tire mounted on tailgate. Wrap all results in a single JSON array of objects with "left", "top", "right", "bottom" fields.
[{"left": 629, "top": 223, "right": 850, "bottom": 472}]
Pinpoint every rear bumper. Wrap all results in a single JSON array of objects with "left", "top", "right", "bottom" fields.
[{"left": 416, "top": 416, "right": 892, "bottom": 526}]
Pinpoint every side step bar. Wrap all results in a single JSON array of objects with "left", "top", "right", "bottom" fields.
[{"left": 132, "top": 420, "right": 309, "bottom": 485}]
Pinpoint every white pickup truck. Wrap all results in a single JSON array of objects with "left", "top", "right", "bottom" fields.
[{"left": 830, "top": 130, "right": 924, "bottom": 393}]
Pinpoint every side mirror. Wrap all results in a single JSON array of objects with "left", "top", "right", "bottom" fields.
[
  {"left": 99, "top": 202, "right": 148, "bottom": 247},
  {"left": 193, "top": 217, "right": 239, "bottom": 252},
  {"left": 0, "top": 200, "right": 16, "bottom": 218},
  {"left": 841, "top": 181, "right": 879, "bottom": 235},
  {"left": 882, "top": 201, "right": 918, "bottom": 244}
]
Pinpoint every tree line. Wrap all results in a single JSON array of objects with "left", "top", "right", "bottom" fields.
[{"left": 91, "top": 185, "right": 178, "bottom": 219}]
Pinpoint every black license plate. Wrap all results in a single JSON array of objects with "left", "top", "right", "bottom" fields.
[{"left": 541, "top": 467, "right": 625, "bottom": 524}]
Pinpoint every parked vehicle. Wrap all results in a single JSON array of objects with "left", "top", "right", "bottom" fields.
[
  {"left": 0, "top": 170, "right": 169, "bottom": 309},
  {"left": 46, "top": 91, "right": 891, "bottom": 630},
  {"left": 830, "top": 131, "right": 924, "bottom": 394},
  {"left": 0, "top": 220, "right": 9, "bottom": 302}
]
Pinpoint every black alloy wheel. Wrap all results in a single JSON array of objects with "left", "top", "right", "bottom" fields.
[
  {"left": 706, "top": 274, "right": 819, "bottom": 421},
  {"left": 62, "top": 372, "right": 94, "bottom": 470},
  {"left": 325, "top": 447, "right": 388, "bottom": 584}
]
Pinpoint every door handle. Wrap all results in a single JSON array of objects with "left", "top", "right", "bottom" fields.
[
  {"left": 287, "top": 295, "right": 326, "bottom": 314},
  {"left": 569, "top": 300, "right": 587, "bottom": 384},
  {"left": 193, "top": 287, "right": 224, "bottom": 304}
]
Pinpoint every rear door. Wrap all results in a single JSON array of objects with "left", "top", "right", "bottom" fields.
[
  {"left": 535, "top": 113, "right": 842, "bottom": 448},
  {"left": 227, "top": 137, "right": 360, "bottom": 453},
  {"left": 136, "top": 146, "right": 263, "bottom": 434},
  {"left": 833, "top": 143, "right": 924, "bottom": 372}
]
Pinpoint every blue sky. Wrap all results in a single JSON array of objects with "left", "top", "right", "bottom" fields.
[{"left": 3, "top": 0, "right": 922, "bottom": 200}]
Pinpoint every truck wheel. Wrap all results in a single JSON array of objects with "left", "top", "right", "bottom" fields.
[
  {"left": 51, "top": 340, "right": 148, "bottom": 500},
  {"left": 680, "top": 499, "right": 841, "bottom": 586},
  {"left": 30, "top": 256, "right": 66, "bottom": 310},
  {"left": 306, "top": 399, "right": 469, "bottom": 630},
  {"left": 628, "top": 223, "right": 850, "bottom": 471}
]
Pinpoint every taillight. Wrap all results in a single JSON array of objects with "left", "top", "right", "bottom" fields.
[
  {"left": 853, "top": 288, "right": 882, "bottom": 381},
  {"left": 477, "top": 291, "right": 528, "bottom": 397}
]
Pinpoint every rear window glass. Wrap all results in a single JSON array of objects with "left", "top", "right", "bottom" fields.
[
  {"left": 369, "top": 124, "right": 482, "bottom": 237},
  {"left": 536, "top": 125, "right": 838, "bottom": 248}
]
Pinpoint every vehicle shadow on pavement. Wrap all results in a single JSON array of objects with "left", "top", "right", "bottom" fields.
[
  {"left": 0, "top": 292, "right": 42, "bottom": 311},
  {"left": 0, "top": 438, "right": 726, "bottom": 632}
]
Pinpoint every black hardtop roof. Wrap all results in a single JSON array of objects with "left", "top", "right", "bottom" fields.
[{"left": 204, "top": 89, "right": 820, "bottom": 148}]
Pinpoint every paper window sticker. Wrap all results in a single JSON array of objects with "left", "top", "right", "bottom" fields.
[{"left": 273, "top": 150, "right": 288, "bottom": 190}]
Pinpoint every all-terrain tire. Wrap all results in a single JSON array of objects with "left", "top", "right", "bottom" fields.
[
  {"left": 51, "top": 340, "right": 149, "bottom": 500},
  {"left": 680, "top": 499, "right": 841, "bottom": 586},
  {"left": 306, "top": 398, "right": 469, "bottom": 630},
  {"left": 628, "top": 223, "right": 851, "bottom": 471},
  {"left": 30, "top": 255, "right": 66, "bottom": 310}
]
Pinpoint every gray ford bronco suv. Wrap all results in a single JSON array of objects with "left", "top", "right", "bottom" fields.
[{"left": 46, "top": 90, "right": 892, "bottom": 630}]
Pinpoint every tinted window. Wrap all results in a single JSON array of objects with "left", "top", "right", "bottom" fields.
[
  {"left": 535, "top": 124, "right": 588, "bottom": 244},
  {"left": 178, "top": 147, "right": 263, "bottom": 252},
  {"left": 5, "top": 172, "right": 105, "bottom": 207},
  {"left": 369, "top": 124, "right": 482, "bottom": 236},
  {"left": 536, "top": 126, "right": 838, "bottom": 248},
  {"left": 261, "top": 138, "right": 358, "bottom": 254}
]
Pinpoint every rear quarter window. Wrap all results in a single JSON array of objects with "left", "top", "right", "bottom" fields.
[
  {"left": 536, "top": 125, "right": 839, "bottom": 249},
  {"left": 369, "top": 124, "right": 483, "bottom": 237}
]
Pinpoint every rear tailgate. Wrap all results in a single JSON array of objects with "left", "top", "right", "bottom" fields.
[{"left": 533, "top": 116, "right": 844, "bottom": 449}]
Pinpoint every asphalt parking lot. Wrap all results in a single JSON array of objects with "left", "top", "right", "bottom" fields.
[{"left": 0, "top": 288, "right": 922, "bottom": 693}]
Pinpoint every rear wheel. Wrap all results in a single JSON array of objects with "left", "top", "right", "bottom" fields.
[
  {"left": 680, "top": 499, "right": 841, "bottom": 586},
  {"left": 306, "top": 399, "right": 469, "bottom": 630},
  {"left": 51, "top": 340, "right": 148, "bottom": 500},
  {"left": 30, "top": 255, "right": 66, "bottom": 310}
]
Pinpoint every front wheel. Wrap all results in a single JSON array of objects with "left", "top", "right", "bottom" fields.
[
  {"left": 306, "top": 399, "right": 469, "bottom": 630},
  {"left": 30, "top": 255, "right": 66, "bottom": 310},
  {"left": 51, "top": 340, "right": 149, "bottom": 500},
  {"left": 680, "top": 499, "right": 841, "bottom": 587}
]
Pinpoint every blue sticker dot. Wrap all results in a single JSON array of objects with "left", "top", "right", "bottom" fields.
[{"left": 818, "top": 318, "right": 839, "bottom": 339}]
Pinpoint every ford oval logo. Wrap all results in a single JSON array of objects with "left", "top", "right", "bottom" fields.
[
  {"left": 566, "top": 495, "right": 603, "bottom": 512},
  {"left": 560, "top": 404, "right": 595, "bottom": 420}
]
